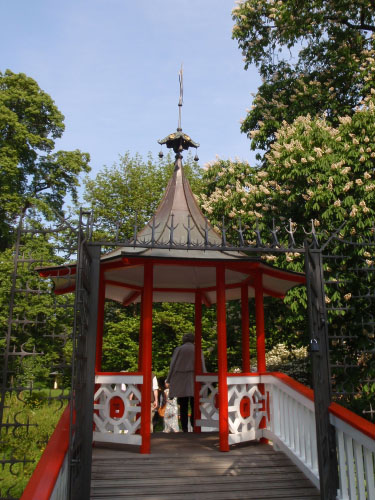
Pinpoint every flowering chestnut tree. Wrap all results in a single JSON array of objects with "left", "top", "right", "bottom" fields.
[
  {"left": 232, "top": 0, "right": 375, "bottom": 155},
  {"left": 198, "top": 69, "right": 375, "bottom": 416}
]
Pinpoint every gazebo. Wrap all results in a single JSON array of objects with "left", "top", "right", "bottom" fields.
[{"left": 39, "top": 127, "right": 305, "bottom": 455}]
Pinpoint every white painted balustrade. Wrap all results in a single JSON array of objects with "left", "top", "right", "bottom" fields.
[
  {"left": 93, "top": 373, "right": 143, "bottom": 445},
  {"left": 262, "top": 374, "right": 320, "bottom": 488},
  {"left": 330, "top": 405, "right": 375, "bottom": 500},
  {"left": 196, "top": 372, "right": 375, "bottom": 498}
]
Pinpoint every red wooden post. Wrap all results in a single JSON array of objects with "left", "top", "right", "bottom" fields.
[
  {"left": 138, "top": 291, "right": 144, "bottom": 372},
  {"left": 140, "top": 262, "right": 153, "bottom": 454},
  {"left": 216, "top": 265, "right": 229, "bottom": 452},
  {"left": 255, "top": 273, "right": 266, "bottom": 373},
  {"left": 194, "top": 291, "right": 202, "bottom": 433},
  {"left": 241, "top": 284, "right": 250, "bottom": 373},
  {"left": 95, "top": 271, "right": 105, "bottom": 373},
  {"left": 254, "top": 271, "right": 267, "bottom": 442}
]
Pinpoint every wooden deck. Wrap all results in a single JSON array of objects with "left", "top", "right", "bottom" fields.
[{"left": 91, "top": 433, "right": 320, "bottom": 499}]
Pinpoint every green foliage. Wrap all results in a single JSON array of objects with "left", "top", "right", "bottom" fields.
[
  {"left": 0, "top": 392, "right": 67, "bottom": 498},
  {"left": 0, "top": 231, "right": 75, "bottom": 389},
  {"left": 232, "top": 0, "right": 375, "bottom": 154},
  {"left": 23, "top": 390, "right": 48, "bottom": 409},
  {"left": 198, "top": 85, "right": 375, "bottom": 250},
  {"left": 0, "top": 70, "right": 90, "bottom": 250}
]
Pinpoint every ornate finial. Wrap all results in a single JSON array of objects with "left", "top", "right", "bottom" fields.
[{"left": 158, "top": 67, "right": 200, "bottom": 155}]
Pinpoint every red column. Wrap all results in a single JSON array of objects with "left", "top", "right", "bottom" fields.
[
  {"left": 138, "top": 292, "right": 144, "bottom": 372},
  {"left": 95, "top": 271, "right": 105, "bottom": 373},
  {"left": 254, "top": 271, "right": 267, "bottom": 442},
  {"left": 216, "top": 265, "right": 229, "bottom": 452},
  {"left": 140, "top": 262, "right": 153, "bottom": 454},
  {"left": 194, "top": 291, "right": 202, "bottom": 433},
  {"left": 241, "top": 284, "right": 250, "bottom": 373},
  {"left": 254, "top": 272, "right": 266, "bottom": 373}
]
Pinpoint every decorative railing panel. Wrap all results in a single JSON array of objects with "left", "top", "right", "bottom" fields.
[
  {"left": 196, "top": 374, "right": 267, "bottom": 443},
  {"left": 197, "top": 373, "right": 319, "bottom": 488},
  {"left": 93, "top": 374, "right": 143, "bottom": 445},
  {"left": 196, "top": 375, "right": 219, "bottom": 430},
  {"left": 227, "top": 375, "right": 267, "bottom": 445}
]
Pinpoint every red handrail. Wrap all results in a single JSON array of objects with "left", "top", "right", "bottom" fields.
[
  {"left": 265, "top": 371, "right": 315, "bottom": 401},
  {"left": 20, "top": 405, "right": 70, "bottom": 500},
  {"left": 329, "top": 401, "right": 375, "bottom": 441}
]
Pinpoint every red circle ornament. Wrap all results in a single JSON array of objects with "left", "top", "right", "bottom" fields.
[
  {"left": 109, "top": 396, "right": 125, "bottom": 419},
  {"left": 239, "top": 396, "right": 251, "bottom": 419}
]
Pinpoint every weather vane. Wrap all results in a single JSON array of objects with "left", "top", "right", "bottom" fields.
[{"left": 158, "top": 65, "right": 200, "bottom": 160}]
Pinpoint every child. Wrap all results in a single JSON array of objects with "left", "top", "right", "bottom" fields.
[{"left": 163, "top": 382, "right": 179, "bottom": 433}]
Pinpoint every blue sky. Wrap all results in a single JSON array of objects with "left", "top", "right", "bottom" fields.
[{"left": 1, "top": 0, "right": 260, "bottom": 190}]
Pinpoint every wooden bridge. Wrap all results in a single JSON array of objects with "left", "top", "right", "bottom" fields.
[
  {"left": 90, "top": 433, "right": 320, "bottom": 500},
  {"left": 21, "top": 372, "right": 375, "bottom": 500}
]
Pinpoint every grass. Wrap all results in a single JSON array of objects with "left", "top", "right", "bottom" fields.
[{"left": 0, "top": 390, "right": 68, "bottom": 499}]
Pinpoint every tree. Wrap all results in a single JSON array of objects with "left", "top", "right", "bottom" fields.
[
  {"left": 198, "top": 82, "right": 375, "bottom": 415},
  {"left": 232, "top": 0, "right": 375, "bottom": 156},
  {"left": 0, "top": 70, "right": 90, "bottom": 249},
  {"left": 0, "top": 231, "right": 75, "bottom": 389}
]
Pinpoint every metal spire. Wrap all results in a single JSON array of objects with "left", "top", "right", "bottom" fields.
[
  {"left": 178, "top": 64, "right": 183, "bottom": 131},
  {"left": 158, "top": 66, "right": 200, "bottom": 156}
]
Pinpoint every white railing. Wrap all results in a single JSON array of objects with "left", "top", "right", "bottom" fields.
[
  {"left": 196, "top": 372, "right": 375, "bottom": 498},
  {"left": 330, "top": 404, "right": 375, "bottom": 500},
  {"left": 93, "top": 373, "right": 143, "bottom": 445},
  {"left": 262, "top": 373, "right": 320, "bottom": 489}
]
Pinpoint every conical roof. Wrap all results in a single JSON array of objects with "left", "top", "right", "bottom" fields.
[{"left": 103, "top": 154, "right": 227, "bottom": 260}]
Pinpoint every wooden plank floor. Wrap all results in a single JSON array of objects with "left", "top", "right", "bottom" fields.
[{"left": 91, "top": 433, "right": 320, "bottom": 499}]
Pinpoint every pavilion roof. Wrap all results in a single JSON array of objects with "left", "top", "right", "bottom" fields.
[{"left": 38, "top": 154, "right": 305, "bottom": 304}]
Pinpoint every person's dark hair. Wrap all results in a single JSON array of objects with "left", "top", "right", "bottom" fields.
[
  {"left": 182, "top": 333, "right": 195, "bottom": 344},
  {"left": 158, "top": 377, "right": 166, "bottom": 390}
]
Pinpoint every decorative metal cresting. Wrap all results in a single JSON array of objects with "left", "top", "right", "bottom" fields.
[{"left": 86, "top": 215, "right": 318, "bottom": 254}]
